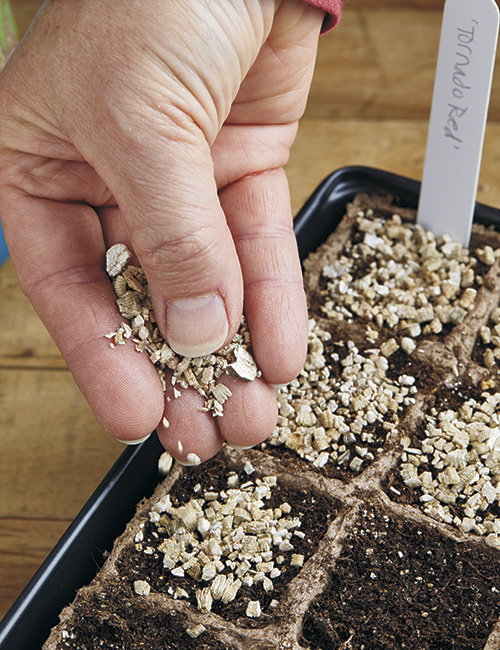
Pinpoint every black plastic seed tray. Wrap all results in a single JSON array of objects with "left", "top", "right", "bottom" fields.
[{"left": 1, "top": 165, "right": 499, "bottom": 650}]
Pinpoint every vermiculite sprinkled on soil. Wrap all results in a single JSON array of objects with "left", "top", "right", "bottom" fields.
[{"left": 43, "top": 194, "right": 500, "bottom": 650}]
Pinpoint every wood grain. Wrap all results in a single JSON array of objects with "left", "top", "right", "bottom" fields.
[
  {"left": 0, "top": 367, "right": 122, "bottom": 520},
  {"left": 0, "top": 261, "right": 64, "bottom": 367},
  {"left": 2, "top": 0, "right": 500, "bottom": 627},
  {"left": 348, "top": 0, "right": 496, "bottom": 8},
  {"left": 0, "top": 518, "right": 71, "bottom": 620},
  {"left": 286, "top": 119, "right": 500, "bottom": 216},
  {"left": 310, "top": 5, "right": 500, "bottom": 120}
]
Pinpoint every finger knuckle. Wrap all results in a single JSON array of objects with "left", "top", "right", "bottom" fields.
[{"left": 138, "top": 226, "right": 222, "bottom": 286}]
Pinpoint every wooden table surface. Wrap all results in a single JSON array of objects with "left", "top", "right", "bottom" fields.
[{"left": 2, "top": 0, "right": 500, "bottom": 625}]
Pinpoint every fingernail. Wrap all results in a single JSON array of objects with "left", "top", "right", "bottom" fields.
[
  {"left": 177, "top": 452, "right": 202, "bottom": 466},
  {"left": 167, "top": 294, "right": 228, "bottom": 357},
  {"left": 116, "top": 433, "right": 152, "bottom": 445},
  {"left": 227, "top": 442, "right": 255, "bottom": 450}
]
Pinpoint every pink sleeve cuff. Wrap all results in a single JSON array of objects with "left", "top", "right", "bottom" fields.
[{"left": 300, "top": 0, "right": 342, "bottom": 32}]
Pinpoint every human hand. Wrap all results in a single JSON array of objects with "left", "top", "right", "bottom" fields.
[{"left": 0, "top": 0, "right": 324, "bottom": 462}]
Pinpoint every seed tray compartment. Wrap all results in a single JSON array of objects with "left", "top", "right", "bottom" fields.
[{"left": 1, "top": 165, "right": 500, "bottom": 650}]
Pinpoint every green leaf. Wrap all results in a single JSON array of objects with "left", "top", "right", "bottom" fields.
[{"left": 0, "top": 0, "right": 18, "bottom": 68}]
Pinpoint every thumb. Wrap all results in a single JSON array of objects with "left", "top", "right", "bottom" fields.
[{"left": 104, "top": 129, "right": 244, "bottom": 358}]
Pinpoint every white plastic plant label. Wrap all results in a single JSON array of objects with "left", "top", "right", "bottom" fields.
[{"left": 417, "top": 0, "right": 499, "bottom": 246}]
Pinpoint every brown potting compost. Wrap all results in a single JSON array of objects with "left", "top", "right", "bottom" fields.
[{"left": 43, "top": 194, "right": 500, "bottom": 650}]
